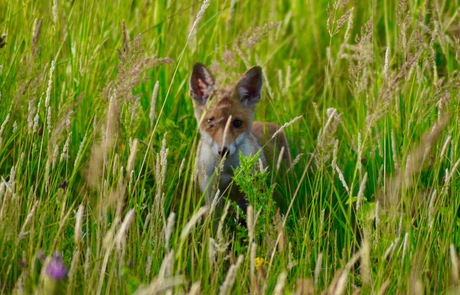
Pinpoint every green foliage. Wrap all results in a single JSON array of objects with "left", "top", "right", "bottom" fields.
[
  {"left": 232, "top": 152, "right": 277, "bottom": 242},
  {"left": 1, "top": 0, "right": 460, "bottom": 294}
]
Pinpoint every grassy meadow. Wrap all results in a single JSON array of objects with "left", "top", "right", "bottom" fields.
[{"left": 1, "top": 0, "right": 460, "bottom": 293}]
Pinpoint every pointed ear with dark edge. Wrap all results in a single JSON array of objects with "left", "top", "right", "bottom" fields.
[
  {"left": 237, "top": 66, "right": 263, "bottom": 106},
  {"left": 190, "top": 63, "right": 215, "bottom": 105}
]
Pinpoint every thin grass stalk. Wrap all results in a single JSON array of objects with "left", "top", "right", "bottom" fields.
[
  {"left": 218, "top": 255, "right": 244, "bottom": 295},
  {"left": 273, "top": 271, "right": 287, "bottom": 295},
  {"left": 179, "top": 206, "right": 208, "bottom": 243}
]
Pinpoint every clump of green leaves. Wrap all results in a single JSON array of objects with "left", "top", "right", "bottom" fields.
[{"left": 232, "top": 152, "right": 278, "bottom": 243}]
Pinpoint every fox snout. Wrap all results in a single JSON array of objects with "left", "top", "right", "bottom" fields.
[
  {"left": 214, "top": 145, "right": 231, "bottom": 158},
  {"left": 214, "top": 142, "right": 236, "bottom": 158},
  {"left": 219, "top": 147, "right": 228, "bottom": 157},
  {"left": 208, "top": 136, "right": 237, "bottom": 158}
]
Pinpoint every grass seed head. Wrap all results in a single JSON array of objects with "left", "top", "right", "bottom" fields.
[
  {"left": 180, "top": 206, "right": 208, "bottom": 242},
  {"left": 126, "top": 138, "right": 138, "bottom": 174},
  {"left": 273, "top": 271, "right": 287, "bottom": 295},
  {"left": 219, "top": 255, "right": 244, "bottom": 295},
  {"left": 149, "top": 80, "right": 159, "bottom": 127},
  {"left": 74, "top": 205, "right": 84, "bottom": 245},
  {"left": 187, "top": 0, "right": 211, "bottom": 42},
  {"left": 314, "top": 252, "right": 322, "bottom": 287},
  {"left": 164, "top": 212, "right": 176, "bottom": 250}
]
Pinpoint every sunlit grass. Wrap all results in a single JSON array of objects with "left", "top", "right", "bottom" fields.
[{"left": 0, "top": 0, "right": 459, "bottom": 294}]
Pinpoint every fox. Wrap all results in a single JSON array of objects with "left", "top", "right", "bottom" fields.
[{"left": 190, "top": 63, "right": 291, "bottom": 218}]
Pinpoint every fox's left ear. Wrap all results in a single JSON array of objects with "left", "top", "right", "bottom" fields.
[{"left": 237, "top": 66, "right": 263, "bottom": 106}]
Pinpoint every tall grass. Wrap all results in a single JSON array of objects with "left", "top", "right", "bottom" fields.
[{"left": 0, "top": 0, "right": 459, "bottom": 293}]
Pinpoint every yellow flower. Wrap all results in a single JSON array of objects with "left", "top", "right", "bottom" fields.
[{"left": 255, "top": 257, "right": 267, "bottom": 270}]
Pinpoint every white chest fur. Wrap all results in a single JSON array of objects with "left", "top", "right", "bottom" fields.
[{"left": 195, "top": 131, "right": 266, "bottom": 204}]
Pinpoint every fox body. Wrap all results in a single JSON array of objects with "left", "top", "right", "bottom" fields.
[{"left": 190, "top": 63, "right": 290, "bottom": 214}]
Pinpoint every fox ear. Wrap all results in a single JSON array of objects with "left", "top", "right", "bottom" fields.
[
  {"left": 190, "top": 63, "right": 215, "bottom": 105},
  {"left": 237, "top": 66, "right": 263, "bottom": 106}
]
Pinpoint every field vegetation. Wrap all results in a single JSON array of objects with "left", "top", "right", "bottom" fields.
[{"left": 0, "top": 0, "right": 460, "bottom": 293}]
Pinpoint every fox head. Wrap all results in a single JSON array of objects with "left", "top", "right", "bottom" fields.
[{"left": 190, "top": 63, "right": 263, "bottom": 157}]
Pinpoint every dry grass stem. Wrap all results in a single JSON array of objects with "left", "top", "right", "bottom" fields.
[
  {"left": 294, "top": 278, "right": 315, "bottom": 295},
  {"left": 271, "top": 115, "right": 302, "bottom": 140},
  {"left": 445, "top": 158, "right": 460, "bottom": 186},
  {"left": 209, "top": 189, "right": 221, "bottom": 215},
  {"left": 0, "top": 113, "right": 9, "bottom": 149},
  {"left": 384, "top": 46, "right": 390, "bottom": 79},
  {"left": 105, "top": 92, "right": 119, "bottom": 153},
  {"left": 335, "top": 164, "right": 349, "bottom": 194},
  {"left": 219, "top": 255, "right": 244, "bottom": 295},
  {"left": 149, "top": 80, "right": 159, "bottom": 127},
  {"left": 188, "top": 282, "right": 201, "bottom": 295},
  {"left": 273, "top": 271, "right": 287, "bottom": 295},
  {"left": 52, "top": 0, "right": 58, "bottom": 31},
  {"left": 356, "top": 172, "right": 368, "bottom": 211},
  {"left": 114, "top": 209, "right": 135, "bottom": 250},
  {"left": 127, "top": 138, "right": 138, "bottom": 174},
  {"left": 440, "top": 135, "right": 451, "bottom": 160},
  {"left": 134, "top": 277, "right": 185, "bottom": 295},
  {"left": 222, "top": 115, "right": 233, "bottom": 151},
  {"left": 376, "top": 280, "right": 391, "bottom": 295},
  {"left": 316, "top": 108, "right": 341, "bottom": 167},
  {"left": 187, "top": 0, "right": 211, "bottom": 42},
  {"left": 360, "top": 238, "right": 371, "bottom": 287},
  {"left": 314, "top": 252, "right": 322, "bottom": 287},
  {"left": 226, "top": 0, "right": 237, "bottom": 29},
  {"left": 382, "top": 116, "right": 449, "bottom": 208},
  {"left": 217, "top": 202, "right": 231, "bottom": 242},
  {"left": 383, "top": 236, "right": 400, "bottom": 261},
  {"left": 450, "top": 244, "right": 459, "bottom": 284},
  {"left": 247, "top": 205, "right": 255, "bottom": 244},
  {"left": 60, "top": 132, "right": 71, "bottom": 163},
  {"left": 428, "top": 189, "right": 437, "bottom": 229},
  {"left": 399, "top": 231, "right": 408, "bottom": 261},
  {"left": 276, "top": 147, "right": 285, "bottom": 172},
  {"left": 164, "top": 212, "right": 176, "bottom": 250},
  {"left": 45, "top": 60, "right": 55, "bottom": 109},
  {"left": 250, "top": 242, "right": 257, "bottom": 294},
  {"left": 155, "top": 134, "right": 169, "bottom": 201},
  {"left": 18, "top": 200, "right": 39, "bottom": 241},
  {"left": 74, "top": 205, "right": 84, "bottom": 244},
  {"left": 178, "top": 158, "right": 186, "bottom": 180},
  {"left": 328, "top": 252, "right": 360, "bottom": 295},
  {"left": 180, "top": 206, "right": 208, "bottom": 242},
  {"left": 159, "top": 250, "right": 174, "bottom": 280},
  {"left": 391, "top": 130, "right": 400, "bottom": 171}
]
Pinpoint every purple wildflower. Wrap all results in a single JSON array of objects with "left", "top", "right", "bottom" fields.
[{"left": 45, "top": 253, "right": 68, "bottom": 280}]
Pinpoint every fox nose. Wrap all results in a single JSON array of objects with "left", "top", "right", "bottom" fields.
[{"left": 219, "top": 147, "right": 229, "bottom": 157}]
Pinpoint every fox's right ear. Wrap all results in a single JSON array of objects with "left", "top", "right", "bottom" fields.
[{"left": 190, "top": 63, "right": 215, "bottom": 105}]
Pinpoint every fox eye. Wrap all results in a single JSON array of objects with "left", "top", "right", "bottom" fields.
[
  {"left": 233, "top": 119, "right": 243, "bottom": 128},
  {"left": 207, "top": 117, "right": 215, "bottom": 128}
]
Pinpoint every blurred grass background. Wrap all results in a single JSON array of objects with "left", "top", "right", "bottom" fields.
[{"left": 0, "top": 0, "right": 460, "bottom": 293}]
